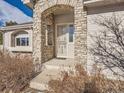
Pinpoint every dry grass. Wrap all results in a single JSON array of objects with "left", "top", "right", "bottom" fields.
[
  {"left": 0, "top": 51, "right": 35, "bottom": 93},
  {"left": 46, "top": 64, "right": 124, "bottom": 93}
]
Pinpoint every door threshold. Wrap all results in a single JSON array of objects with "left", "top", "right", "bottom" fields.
[{"left": 56, "top": 58, "right": 67, "bottom": 60}]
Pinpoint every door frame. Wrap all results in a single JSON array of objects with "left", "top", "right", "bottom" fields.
[{"left": 55, "top": 23, "right": 74, "bottom": 58}]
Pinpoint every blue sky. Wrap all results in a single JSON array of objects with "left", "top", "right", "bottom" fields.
[
  {"left": 0, "top": 0, "right": 33, "bottom": 27},
  {"left": 5, "top": 0, "right": 33, "bottom": 17}
]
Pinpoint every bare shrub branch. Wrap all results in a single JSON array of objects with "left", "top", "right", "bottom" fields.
[
  {"left": 0, "top": 51, "right": 35, "bottom": 93},
  {"left": 46, "top": 64, "right": 124, "bottom": 93},
  {"left": 90, "top": 13, "right": 124, "bottom": 76}
]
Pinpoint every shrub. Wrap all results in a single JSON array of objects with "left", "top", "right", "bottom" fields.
[
  {"left": 0, "top": 51, "right": 35, "bottom": 93},
  {"left": 46, "top": 64, "right": 124, "bottom": 93}
]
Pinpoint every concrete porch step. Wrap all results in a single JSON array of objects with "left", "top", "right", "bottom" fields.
[
  {"left": 30, "top": 69, "right": 62, "bottom": 91},
  {"left": 43, "top": 58, "right": 76, "bottom": 71},
  {"left": 30, "top": 58, "right": 78, "bottom": 91}
]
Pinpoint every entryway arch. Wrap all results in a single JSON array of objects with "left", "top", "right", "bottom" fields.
[
  {"left": 41, "top": 4, "right": 74, "bottom": 59},
  {"left": 39, "top": 0, "right": 77, "bottom": 13},
  {"left": 33, "top": 0, "right": 87, "bottom": 71}
]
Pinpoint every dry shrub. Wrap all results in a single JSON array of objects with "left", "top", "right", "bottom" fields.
[
  {"left": 0, "top": 51, "right": 35, "bottom": 93},
  {"left": 46, "top": 64, "right": 124, "bottom": 93}
]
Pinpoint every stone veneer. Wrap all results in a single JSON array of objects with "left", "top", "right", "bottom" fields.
[
  {"left": 33, "top": 0, "right": 87, "bottom": 71},
  {"left": 40, "top": 14, "right": 55, "bottom": 63},
  {"left": 74, "top": 1, "right": 87, "bottom": 65}
]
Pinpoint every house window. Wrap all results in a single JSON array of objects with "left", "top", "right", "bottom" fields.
[
  {"left": 46, "top": 25, "right": 53, "bottom": 46},
  {"left": 69, "top": 25, "right": 74, "bottom": 42},
  {"left": 16, "top": 37, "right": 29, "bottom": 46}
]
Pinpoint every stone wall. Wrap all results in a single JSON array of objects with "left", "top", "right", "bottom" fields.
[
  {"left": 33, "top": 0, "right": 87, "bottom": 71},
  {"left": 40, "top": 14, "right": 55, "bottom": 63},
  {"left": 74, "top": 1, "right": 87, "bottom": 65},
  {"left": 33, "top": 1, "right": 42, "bottom": 71},
  {"left": 33, "top": 2, "right": 55, "bottom": 71}
]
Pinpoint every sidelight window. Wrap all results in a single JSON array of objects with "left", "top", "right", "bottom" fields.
[{"left": 69, "top": 24, "right": 74, "bottom": 42}]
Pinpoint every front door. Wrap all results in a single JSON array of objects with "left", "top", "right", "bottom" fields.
[
  {"left": 56, "top": 24, "right": 74, "bottom": 58},
  {"left": 57, "top": 25, "right": 68, "bottom": 58}
]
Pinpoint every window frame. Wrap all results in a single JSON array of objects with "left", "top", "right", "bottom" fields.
[
  {"left": 46, "top": 25, "right": 53, "bottom": 46},
  {"left": 68, "top": 24, "right": 74, "bottom": 43},
  {"left": 15, "top": 34, "right": 29, "bottom": 47}
]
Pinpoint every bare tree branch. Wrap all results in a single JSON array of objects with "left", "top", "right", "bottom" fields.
[{"left": 91, "top": 13, "right": 124, "bottom": 77}]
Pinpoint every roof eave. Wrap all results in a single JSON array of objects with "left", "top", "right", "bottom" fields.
[{"left": 0, "top": 23, "right": 33, "bottom": 31}]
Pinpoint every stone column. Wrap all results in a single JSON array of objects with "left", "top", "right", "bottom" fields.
[
  {"left": 74, "top": 0, "right": 87, "bottom": 65},
  {"left": 33, "top": 2, "right": 42, "bottom": 72}
]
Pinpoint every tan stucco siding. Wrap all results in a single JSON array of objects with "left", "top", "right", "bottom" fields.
[
  {"left": 4, "top": 32, "right": 10, "bottom": 50},
  {"left": 55, "top": 13, "right": 74, "bottom": 24},
  {"left": 3, "top": 29, "right": 33, "bottom": 52},
  {"left": 87, "top": 4, "right": 124, "bottom": 79}
]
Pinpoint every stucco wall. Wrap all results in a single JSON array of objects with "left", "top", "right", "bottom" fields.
[
  {"left": 4, "top": 31, "right": 11, "bottom": 50},
  {"left": 55, "top": 13, "right": 74, "bottom": 24},
  {"left": 87, "top": 4, "right": 124, "bottom": 79},
  {"left": 3, "top": 29, "right": 33, "bottom": 53}
]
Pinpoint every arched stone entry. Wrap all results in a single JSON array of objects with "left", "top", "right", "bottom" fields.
[{"left": 33, "top": 0, "right": 87, "bottom": 71}]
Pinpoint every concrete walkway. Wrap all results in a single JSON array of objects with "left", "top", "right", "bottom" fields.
[{"left": 30, "top": 58, "right": 76, "bottom": 91}]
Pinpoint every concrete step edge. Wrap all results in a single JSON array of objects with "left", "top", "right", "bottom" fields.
[{"left": 30, "top": 81, "right": 48, "bottom": 91}]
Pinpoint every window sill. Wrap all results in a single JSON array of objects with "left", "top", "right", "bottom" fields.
[{"left": 9, "top": 46, "right": 32, "bottom": 52}]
